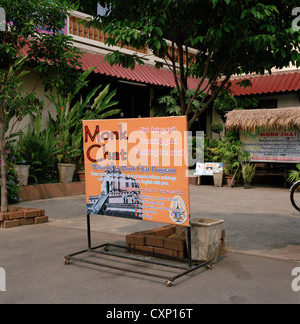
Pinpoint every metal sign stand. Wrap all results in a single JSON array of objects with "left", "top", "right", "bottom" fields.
[{"left": 65, "top": 213, "right": 212, "bottom": 287}]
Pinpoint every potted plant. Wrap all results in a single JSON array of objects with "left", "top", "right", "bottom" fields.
[
  {"left": 217, "top": 132, "right": 250, "bottom": 187},
  {"left": 8, "top": 145, "right": 30, "bottom": 186},
  {"left": 217, "top": 133, "right": 241, "bottom": 187},
  {"left": 242, "top": 162, "right": 256, "bottom": 189},
  {"left": 12, "top": 112, "right": 59, "bottom": 185},
  {"left": 77, "top": 164, "right": 85, "bottom": 182},
  {"left": 204, "top": 139, "right": 224, "bottom": 187},
  {"left": 211, "top": 122, "right": 224, "bottom": 140}
]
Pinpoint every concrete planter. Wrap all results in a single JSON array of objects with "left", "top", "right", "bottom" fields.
[
  {"left": 213, "top": 172, "right": 223, "bottom": 187},
  {"left": 14, "top": 165, "right": 30, "bottom": 186},
  {"left": 191, "top": 218, "right": 224, "bottom": 264},
  {"left": 58, "top": 163, "right": 75, "bottom": 183}
]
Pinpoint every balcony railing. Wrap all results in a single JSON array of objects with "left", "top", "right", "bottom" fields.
[
  {"left": 68, "top": 11, "right": 197, "bottom": 67},
  {"left": 69, "top": 11, "right": 148, "bottom": 55}
]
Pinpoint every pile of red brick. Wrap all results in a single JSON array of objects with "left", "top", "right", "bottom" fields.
[
  {"left": 126, "top": 225, "right": 227, "bottom": 260},
  {"left": 126, "top": 225, "right": 187, "bottom": 259},
  {"left": 0, "top": 206, "right": 48, "bottom": 229}
]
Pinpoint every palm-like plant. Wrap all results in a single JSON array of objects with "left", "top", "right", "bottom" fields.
[
  {"left": 46, "top": 67, "right": 120, "bottom": 165},
  {"left": 242, "top": 162, "right": 256, "bottom": 184},
  {"left": 288, "top": 164, "right": 300, "bottom": 185}
]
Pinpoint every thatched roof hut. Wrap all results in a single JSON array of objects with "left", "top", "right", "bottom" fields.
[{"left": 225, "top": 107, "right": 300, "bottom": 132}]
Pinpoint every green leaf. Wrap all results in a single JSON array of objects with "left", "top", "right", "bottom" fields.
[
  {"left": 133, "top": 31, "right": 139, "bottom": 40},
  {"left": 155, "top": 27, "right": 163, "bottom": 37},
  {"left": 155, "top": 39, "right": 161, "bottom": 51}
]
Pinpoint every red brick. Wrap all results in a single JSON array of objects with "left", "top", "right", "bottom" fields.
[
  {"left": 34, "top": 216, "right": 48, "bottom": 224},
  {"left": 38, "top": 209, "right": 46, "bottom": 216},
  {"left": 7, "top": 206, "right": 19, "bottom": 212},
  {"left": 24, "top": 210, "right": 39, "bottom": 219},
  {"left": 137, "top": 230, "right": 155, "bottom": 235},
  {"left": 3, "top": 219, "right": 20, "bottom": 228},
  {"left": 20, "top": 218, "right": 34, "bottom": 226},
  {"left": 172, "top": 250, "right": 187, "bottom": 259},
  {"left": 153, "top": 225, "right": 176, "bottom": 237},
  {"left": 126, "top": 243, "right": 135, "bottom": 254},
  {"left": 168, "top": 226, "right": 176, "bottom": 235},
  {"left": 135, "top": 245, "right": 154, "bottom": 256},
  {"left": 154, "top": 247, "right": 174, "bottom": 257},
  {"left": 155, "top": 228, "right": 172, "bottom": 237},
  {"left": 0, "top": 213, "right": 8, "bottom": 222},
  {"left": 164, "top": 238, "right": 186, "bottom": 252},
  {"left": 145, "top": 235, "right": 164, "bottom": 248},
  {"left": 8, "top": 211, "right": 24, "bottom": 220},
  {"left": 126, "top": 234, "right": 146, "bottom": 246}
]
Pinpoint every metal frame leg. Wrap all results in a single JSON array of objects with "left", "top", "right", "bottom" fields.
[
  {"left": 64, "top": 214, "right": 212, "bottom": 287},
  {"left": 87, "top": 213, "right": 91, "bottom": 250}
]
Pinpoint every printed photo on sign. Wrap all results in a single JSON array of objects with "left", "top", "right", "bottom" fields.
[{"left": 86, "top": 165, "right": 143, "bottom": 220}]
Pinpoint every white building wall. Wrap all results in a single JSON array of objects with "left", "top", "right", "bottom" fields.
[{"left": 7, "top": 68, "right": 57, "bottom": 137}]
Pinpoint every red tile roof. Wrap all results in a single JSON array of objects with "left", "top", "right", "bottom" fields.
[
  {"left": 21, "top": 45, "right": 300, "bottom": 97},
  {"left": 80, "top": 52, "right": 202, "bottom": 89},
  {"left": 81, "top": 53, "right": 300, "bottom": 97},
  {"left": 229, "top": 72, "right": 300, "bottom": 96}
]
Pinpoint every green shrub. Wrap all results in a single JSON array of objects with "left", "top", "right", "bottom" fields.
[
  {"left": 16, "top": 128, "right": 58, "bottom": 184},
  {"left": 0, "top": 149, "right": 21, "bottom": 205},
  {"left": 204, "top": 138, "right": 221, "bottom": 162}
]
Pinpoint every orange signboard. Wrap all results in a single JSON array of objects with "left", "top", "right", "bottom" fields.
[{"left": 83, "top": 116, "right": 190, "bottom": 227}]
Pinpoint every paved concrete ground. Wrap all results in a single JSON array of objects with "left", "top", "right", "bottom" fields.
[{"left": 0, "top": 185, "right": 300, "bottom": 304}]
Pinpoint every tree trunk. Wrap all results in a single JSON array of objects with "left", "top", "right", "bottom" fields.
[
  {"left": 0, "top": 119, "right": 7, "bottom": 213},
  {"left": 0, "top": 68, "right": 9, "bottom": 213}
]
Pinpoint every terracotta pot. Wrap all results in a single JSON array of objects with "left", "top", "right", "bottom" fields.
[
  {"left": 225, "top": 176, "right": 236, "bottom": 188},
  {"left": 78, "top": 171, "right": 85, "bottom": 182}
]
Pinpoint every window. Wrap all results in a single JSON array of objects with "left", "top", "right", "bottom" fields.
[{"left": 256, "top": 99, "right": 278, "bottom": 109}]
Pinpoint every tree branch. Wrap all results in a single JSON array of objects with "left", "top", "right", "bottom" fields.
[
  {"left": 168, "top": 41, "right": 186, "bottom": 115},
  {"left": 188, "top": 73, "right": 232, "bottom": 130},
  {"left": 185, "top": 49, "right": 213, "bottom": 117}
]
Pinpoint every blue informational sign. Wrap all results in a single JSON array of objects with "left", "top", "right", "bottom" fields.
[{"left": 194, "top": 162, "right": 224, "bottom": 176}]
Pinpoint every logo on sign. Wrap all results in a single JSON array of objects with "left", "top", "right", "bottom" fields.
[{"left": 169, "top": 196, "right": 188, "bottom": 225}]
